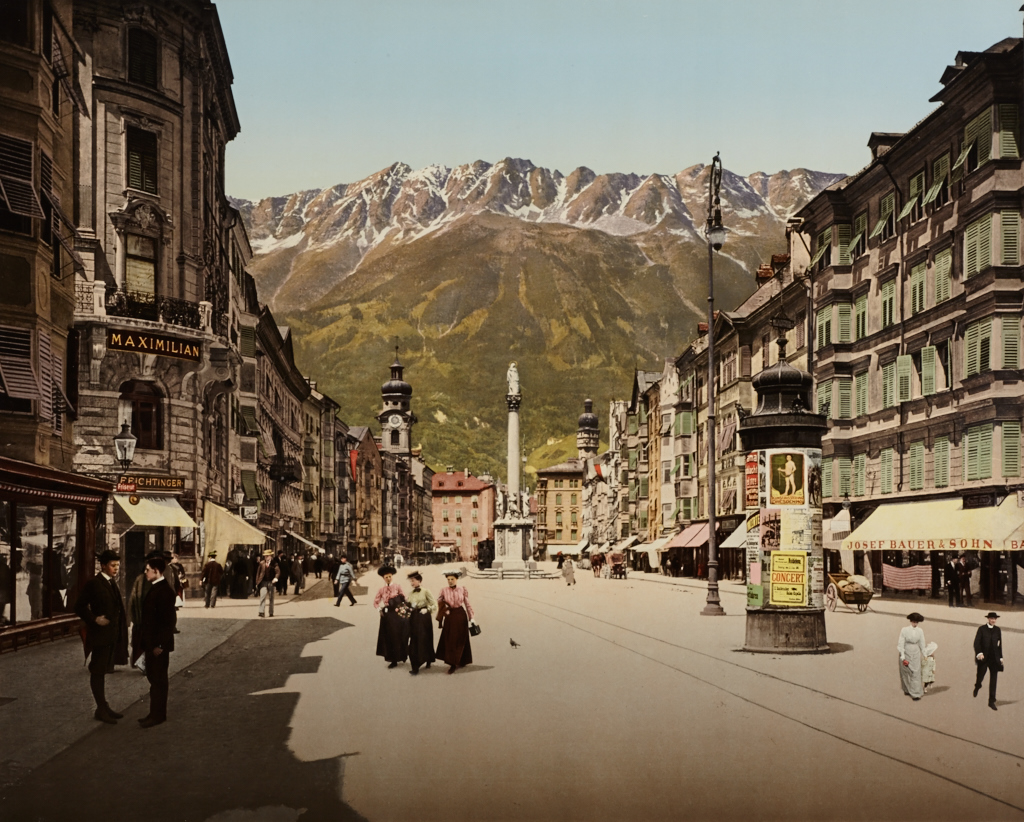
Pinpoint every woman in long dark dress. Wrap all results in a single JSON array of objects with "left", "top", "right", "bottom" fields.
[
  {"left": 436, "top": 571, "right": 476, "bottom": 674},
  {"left": 373, "top": 565, "right": 409, "bottom": 668},
  {"left": 405, "top": 571, "right": 436, "bottom": 675}
]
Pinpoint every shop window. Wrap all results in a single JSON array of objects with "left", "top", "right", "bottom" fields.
[
  {"left": 120, "top": 380, "right": 163, "bottom": 450},
  {"left": 128, "top": 29, "right": 159, "bottom": 88},
  {"left": 126, "top": 127, "right": 158, "bottom": 194}
]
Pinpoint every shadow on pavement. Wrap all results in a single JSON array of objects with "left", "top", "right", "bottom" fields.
[{"left": 0, "top": 617, "right": 366, "bottom": 822}]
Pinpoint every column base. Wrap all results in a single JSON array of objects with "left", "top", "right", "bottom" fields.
[{"left": 743, "top": 609, "right": 829, "bottom": 654}]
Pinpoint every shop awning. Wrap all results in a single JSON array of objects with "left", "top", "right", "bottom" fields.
[
  {"left": 720, "top": 521, "right": 748, "bottom": 550},
  {"left": 115, "top": 494, "right": 197, "bottom": 528},
  {"left": 612, "top": 535, "right": 639, "bottom": 552},
  {"left": 668, "top": 522, "right": 709, "bottom": 549},
  {"left": 643, "top": 535, "right": 673, "bottom": 566},
  {"left": 203, "top": 501, "right": 266, "bottom": 558},
  {"left": 286, "top": 530, "right": 319, "bottom": 551},
  {"left": 841, "top": 496, "right": 1024, "bottom": 552},
  {"left": 558, "top": 537, "right": 589, "bottom": 556},
  {"left": 830, "top": 508, "right": 851, "bottom": 540}
]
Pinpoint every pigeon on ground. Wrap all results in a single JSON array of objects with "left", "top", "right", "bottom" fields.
[{"left": 510, "top": 639, "right": 521, "bottom": 649}]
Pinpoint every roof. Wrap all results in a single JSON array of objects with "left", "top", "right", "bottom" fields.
[
  {"left": 432, "top": 471, "right": 493, "bottom": 492},
  {"left": 536, "top": 458, "right": 584, "bottom": 475},
  {"left": 347, "top": 426, "right": 371, "bottom": 442}
]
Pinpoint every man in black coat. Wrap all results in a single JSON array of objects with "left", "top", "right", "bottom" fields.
[
  {"left": 944, "top": 556, "right": 961, "bottom": 607},
  {"left": 138, "top": 555, "right": 177, "bottom": 727},
  {"left": 973, "top": 611, "right": 1004, "bottom": 710},
  {"left": 74, "top": 549, "right": 129, "bottom": 724}
]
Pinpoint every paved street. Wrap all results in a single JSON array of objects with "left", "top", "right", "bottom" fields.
[{"left": 1, "top": 567, "right": 1021, "bottom": 822}]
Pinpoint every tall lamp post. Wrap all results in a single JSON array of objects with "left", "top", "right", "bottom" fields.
[{"left": 703, "top": 153, "right": 727, "bottom": 616}]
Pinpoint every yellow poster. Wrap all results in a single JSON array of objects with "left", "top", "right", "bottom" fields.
[{"left": 769, "top": 551, "right": 807, "bottom": 606}]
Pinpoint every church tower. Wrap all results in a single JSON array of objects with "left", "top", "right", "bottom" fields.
[
  {"left": 378, "top": 354, "right": 416, "bottom": 456},
  {"left": 577, "top": 398, "right": 599, "bottom": 460}
]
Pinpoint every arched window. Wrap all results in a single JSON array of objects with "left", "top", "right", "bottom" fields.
[
  {"left": 120, "top": 380, "right": 163, "bottom": 450},
  {"left": 390, "top": 430, "right": 400, "bottom": 446},
  {"left": 128, "top": 29, "right": 158, "bottom": 87}
]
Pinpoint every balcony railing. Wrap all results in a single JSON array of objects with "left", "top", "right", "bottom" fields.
[{"left": 105, "top": 286, "right": 202, "bottom": 329}]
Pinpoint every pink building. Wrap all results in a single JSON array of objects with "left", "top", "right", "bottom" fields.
[{"left": 431, "top": 470, "right": 495, "bottom": 561}]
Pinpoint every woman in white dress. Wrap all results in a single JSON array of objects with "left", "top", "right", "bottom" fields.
[{"left": 898, "top": 612, "right": 927, "bottom": 700}]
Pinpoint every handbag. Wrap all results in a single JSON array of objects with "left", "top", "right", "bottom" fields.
[{"left": 469, "top": 622, "right": 482, "bottom": 636}]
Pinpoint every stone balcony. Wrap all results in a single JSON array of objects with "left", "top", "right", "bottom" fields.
[{"left": 75, "top": 279, "right": 213, "bottom": 334}]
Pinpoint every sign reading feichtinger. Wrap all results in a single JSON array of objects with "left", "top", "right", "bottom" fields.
[{"left": 107, "top": 330, "right": 201, "bottom": 361}]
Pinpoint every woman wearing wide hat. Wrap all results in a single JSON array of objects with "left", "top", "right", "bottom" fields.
[
  {"left": 373, "top": 565, "right": 409, "bottom": 668},
  {"left": 897, "top": 612, "right": 927, "bottom": 700},
  {"left": 436, "top": 570, "right": 477, "bottom": 674},
  {"left": 405, "top": 571, "right": 436, "bottom": 675}
]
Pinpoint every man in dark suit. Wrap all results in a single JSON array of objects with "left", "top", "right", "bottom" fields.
[
  {"left": 74, "top": 549, "right": 129, "bottom": 724},
  {"left": 138, "top": 555, "right": 177, "bottom": 727},
  {"left": 973, "top": 611, "right": 1004, "bottom": 710},
  {"left": 944, "top": 556, "right": 961, "bottom": 607}
]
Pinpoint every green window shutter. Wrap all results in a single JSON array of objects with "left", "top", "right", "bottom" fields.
[
  {"left": 1003, "top": 317, "right": 1020, "bottom": 369},
  {"left": 854, "top": 371, "right": 867, "bottom": 416},
  {"left": 817, "top": 380, "right": 833, "bottom": 416},
  {"left": 1003, "top": 421, "right": 1021, "bottom": 477},
  {"left": 910, "top": 441, "right": 924, "bottom": 490},
  {"left": 965, "top": 219, "right": 980, "bottom": 278},
  {"left": 853, "top": 453, "right": 866, "bottom": 496},
  {"left": 934, "top": 248, "right": 952, "bottom": 304},
  {"left": 855, "top": 294, "right": 867, "bottom": 339},
  {"left": 965, "top": 107, "right": 993, "bottom": 166},
  {"left": 639, "top": 476, "right": 648, "bottom": 498},
  {"left": 673, "top": 412, "right": 681, "bottom": 436},
  {"left": 999, "top": 104, "right": 1019, "bottom": 159},
  {"left": 816, "top": 308, "right": 830, "bottom": 349},
  {"left": 837, "top": 378, "right": 852, "bottom": 419},
  {"left": 810, "top": 227, "right": 831, "bottom": 267},
  {"left": 881, "top": 448, "right": 893, "bottom": 494},
  {"left": 921, "top": 346, "right": 937, "bottom": 395},
  {"left": 628, "top": 415, "right": 638, "bottom": 435},
  {"left": 934, "top": 437, "right": 949, "bottom": 488},
  {"left": 1001, "top": 211, "right": 1019, "bottom": 265},
  {"left": 979, "top": 214, "right": 992, "bottom": 274},
  {"left": 837, "top": 223, "right": 852, "bottom": 266},
  {"left": 924, "top": 155, "right": 950, "bottom": 205},
  {"left": 896, "top": 354, "right": 913, "bottom": 402},
  {"left": 838, "top": 457, "right": 851, "bottom": 497},
  {"left": 837, "top": 303, "right": 852, "bottom": 342},
  {"left": 881, "top": 280, "right": 895, "bottom": 327},
  {"left": 882, "top": 361, "right": 895, "bottom": 408},
  {"left": 682, "top": 410, "right": 693, "bottom": 435},
  {"left": 965, "top": 321, "right": 981, "bottom": 377},
  {"left": 821, "top": 458, "right": 832, "bottom": 499},
  {"left": 628, "top": 479, "right": 637, "bottom": 501},
  {"left": 978, "top": 424, "right": 993, "bottom": 479},
  {"left": 239, "top": 327, "right": 256, "bottom": 358},
  {"left": 628, "top": 449, "right": 638, "bottom": 470},
  {"left": 910, "top": 263, "right": 925, "bottom": 314}
]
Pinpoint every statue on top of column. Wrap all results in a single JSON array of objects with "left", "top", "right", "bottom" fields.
[{"left": 507, "top": 362, "right": 520, "bottom": 396}]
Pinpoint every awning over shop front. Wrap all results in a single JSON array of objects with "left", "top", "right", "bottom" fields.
[
  {"left": 612, "top": 535, "right": 639, "bottom": 552},
  {"left": 668, "top": 522, "right": 709, "bottom": 549},
  {"left": 643, "top": 535, "right": 673, "bottom": 566},
  {"left": 286, "top": 530, "right": 320, "bottom": 552},
  {"left": 559, "top": 537, "right": 589, "bottom": 556},
  {"left": 720, "top": 521, "right": 748, "bottom": 550},
  {"left": 203, "top": 501, "right": 266, "bottom": 559},
  {"left": 115, "top": 494, "right": 197, "bottom": 528},
  {"left": 841, "top": 496, "right": 1024, "bottom": 552}
]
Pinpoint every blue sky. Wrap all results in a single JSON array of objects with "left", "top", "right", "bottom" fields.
[{"left": 217, "top": 0, "right": 1022, "bottom": 201}]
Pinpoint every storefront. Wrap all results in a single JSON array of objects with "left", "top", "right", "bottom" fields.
[
  {"left": 0, "top": 457, "right": 111, "bottom": 651},
  {"left": 112, "top": 491, "right": 198, "bottom": 597}
]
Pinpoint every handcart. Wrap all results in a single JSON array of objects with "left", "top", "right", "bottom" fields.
[
  {"left": 609, "top": 551, "right": 627, "bottom": 579},
  {"left": 825, "top": 571, "right": 874, "bottom": 612}
]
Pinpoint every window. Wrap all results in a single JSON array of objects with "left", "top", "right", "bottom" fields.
[
  {"left": 934, "top": 437, "right": 950, "bottom": 488},
  {"left": 795, "top": 312, "right": 806, "bottom": 349},
  {"left": 897, "top": 354, "right": 913, "bottom": 403},
  {"left": 836, "top": 303, "right": 852, "bottom": 343},
  {"left": 853, "top": 453, "right": 866, "bottom": 496},
  {"left": 442, "top": 526, "right": 448, "bottom": 537},
  {"left": 471, "top": 495, "right": 478, "bottom": 507},
  {"left": 998, "top": 104, "right": 1019, "bottom": 160},
  {"left": 455, "top": 509, "right": 461, "bottom": 521},
  {"left": 964, "top": 423, "right": 993, "bottom": 481},
  {"left": 128, "top": 29, "right": 158, "bottom": 88},
  {"left": 1003, "top": 317, "right": 1020, "bottom": 369},
  {"left": 455, "top": 526, "right": 461, "bottom": 537},
  {"left": 920, "top": 345, "right": 941, "bottom": 395},
  {"left": 924, "top": 154, "right": 950, "bottom": 210},
  {"left": 909, "top": 441, "right": 924, "bottom": 490},
  {"left": 965, "top": 318, "right": 992, "bottom": 377},
  {"left": 854, "top": 295, "right": 867, "bottom": 340},
  {"left": 934, "top": 248, "right": 952, "bottom": 304},
  {"left": 555, "top": 511, "right": 563, "bottom": 525},
  {"left": 821, "top": 458, "right": 832, "bottom": 500},
  {"left": 965, "top": 214, "right": 992, "bottom": 279},
  {"left": 900, "top": 171, "right": 925, "bottom": 223},
  {"left": 809, "top": 227, "right": 831, "bottom": 270},
  {"left": 849, "top": 212, "right": 867, "bottom": 259},
  {"left": 955, "top": 107, "right": 993, "bottom": 177},
  {"left": 882, "top": 361, "right": 896, "bottom": 408},
  {"left": 120, "top": 380, "right": 163, "bottom": 450},
  {"left": 125, "top": 232, "right": 156, "bottom": 296},
  {"left": 639, "top": 477, "right": 648, "bottom": 498},
  {"left": 836, "top": 224, "right": 852, "bottom": 266},
  {"left": 1001, "top": 211, "right": 1020, "bottom": 266},
  {"left": 555, "top": 529, "right": 563, "bottom": 541},
  {"left": 627, "top": 415, "right": 638, "bottom": 435},
  {"left": 869, "top": 191, "right": 895, "bottom": 243},
  {"left": 854, "top": 371, "right": 868, "bottom": 417},
  {"left": 816, "top": 307, "right": 832, "bottom": 350},
  {"left": 471, "top": 509, "right": 477, "bottom": 520},
  {"left": 881, "top": 280, "right": 896, "bottom": 328},
  {"left": 663, "top": 460, "right": 672, "bottom": 483},
  {"left": 817, "top": 380, "right": 832, "bottom": 417},
  {"left": 570, "top": 493, "right": 577, "bottom": 505},
  {"left": 126, "top": 128, "right": 158, "bottom": 195},
  {"left": 1003, "top": 421, "right": 1021, "bottom": 478},
  {"left": 836, "top": 377, "right": 852, "bottom": 419},
  {"left": 910, "top": 263, "right": 925, "bottom": 315},
  {"left": 880, "top": 448, "right": 893, "bottom": 494},
  {"left": 570, "top": 511, "right": 577, "bottom": 525},
  {"left": 442, "top": 509, "right": 448, "bottom": 521},
  {"left": 570, "top": 529, "right": 578, "bottom": 541},
  {"left": 555, "top": 493, "right": 562, "bottom": 506},
  {"left": 838, "top": 457, "right": 851, "bottom": 497},
  {"left": 762, "top": 332, "right": 772, "bottom": 367},
  {"left": 0, "top": 325, "right": 39, "bottom": 414},
  {"left": 0, "top": 135, "right": 42, "bottom": 235},
  {"left": 390, "top": 430, "right": 399, "bottom": 446}
]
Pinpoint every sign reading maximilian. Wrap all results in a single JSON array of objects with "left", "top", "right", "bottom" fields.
[{"left": 107, "top": 330, "right": 201, "bottom": 361}]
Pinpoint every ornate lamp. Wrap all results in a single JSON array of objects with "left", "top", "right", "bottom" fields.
[{"left": 113, "top": 423, "right": 137, "bottom": 472}]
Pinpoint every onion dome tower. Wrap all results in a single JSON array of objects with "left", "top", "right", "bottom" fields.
[
  {"left": 378, "top": 352, "right": 416, "bottom": 456},
  {"left": 577, "top": 399, "right": 600, "bottom": 459}
]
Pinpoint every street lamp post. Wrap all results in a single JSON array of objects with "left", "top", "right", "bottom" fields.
[{"left": 703, "top": 153, "right": 727, "bottom": 617}]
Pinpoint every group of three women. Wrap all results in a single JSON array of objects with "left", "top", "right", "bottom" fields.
[{"left": 374, "top": 566, "right": 476, "bottom": 675}]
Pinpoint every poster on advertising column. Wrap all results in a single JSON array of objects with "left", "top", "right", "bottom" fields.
[{"left": 769, "top": 551, "right": 807, "bottom": 606}]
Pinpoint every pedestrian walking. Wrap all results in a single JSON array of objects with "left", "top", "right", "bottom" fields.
[
  {"left": 957, "top": 555, "right": 973, "bottom": 607},
  {"left": 945, "top": 556, "right": 961, "bottom": 607},
  {"left": 556, "top": 551, "right": 565, "bottom": 569},
  {"left": 373, "top": 565, "right": 409, "bottom": 668},
  {"left": 255, "top": 549, "right": 279, "bottom": 617},
  {"left": 137, "top": 554, "right": 176, "bottom": 727},
  {"left": 276, "top": 550, "right": 289, "bottom": 595},
  {"left": 333, "top": 555, "right": 357, "bottom": 606},
  {"left": 74, "top": 549, "right": 129, "bottom": 724},
  {"left": 922, "top": 642, "right": 938, "bottom": 692},
  {"left": 202, "top": 551, "right": 223, "bottom": 608},
  {"left": 563, "top": 558, "right": 576, "bottom": 586},
  {"left": 897, "top": 612, "right": 927, "bottom": 701},
  {"left": 973, "top": 612, "right": 1003, "bottom": 710},
  {"left": 406, "top": 571, "right": 436, "bottom": 675},
  {"left": 314, "top": 554, "right": 324, "bottom": 579},
  {"left": 436, "top": 570, "right": 476, "bottom": 674},
  {"left": 167, "top": 551, "right": 186, "bottom": 607},
  {"left": 292, "top": 554, "right": 304, "bottom": 596}
]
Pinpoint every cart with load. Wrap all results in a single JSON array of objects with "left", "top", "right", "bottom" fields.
[
  {"left": 608, "top": 551, "right": 627, "bottom": 579},
  {"left": 824, "top": 571, "right": 874, "bottom": 612}
]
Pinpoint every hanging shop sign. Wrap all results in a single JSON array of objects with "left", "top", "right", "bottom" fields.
[{"left": 107, "top": 330, "right": 202, "bottom": 361}]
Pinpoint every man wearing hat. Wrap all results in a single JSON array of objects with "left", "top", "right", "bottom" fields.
[
  {"left": 74, "top": 549, "right": 129, "bottom": 724},
  {"left": 973, "top": 612, "right": 1004, "bottom": 710},
  {"left": 201, "top": 551, "right": 224, "bottom": 609},
  {"left": 254, "top": 548, "right": 279, "bottom": 617},
  {"left": 138, "top": 554, "right": 176, "bottom": 727}
]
